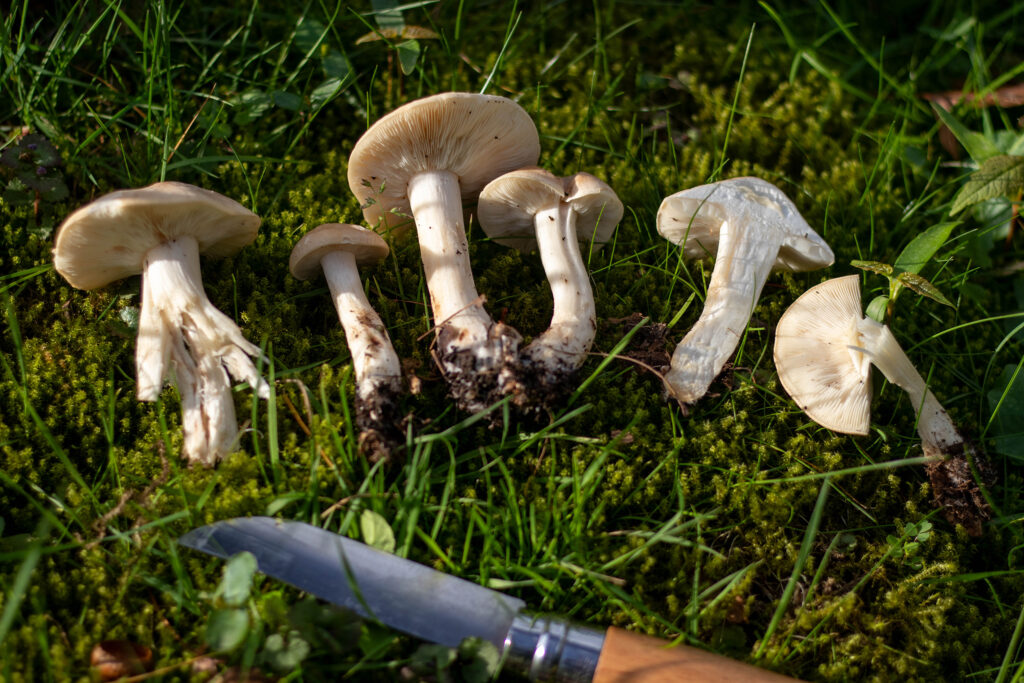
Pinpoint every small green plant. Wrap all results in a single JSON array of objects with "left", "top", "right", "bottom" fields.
[
  {"left": 851, "top": 221, "right": 957, "bottom": 322},
  {"left": 0, "top": 132, "right": 68, "bottom": 237},
  {"left": 886, "top": 520, "right": 933, "bottom": 571}
]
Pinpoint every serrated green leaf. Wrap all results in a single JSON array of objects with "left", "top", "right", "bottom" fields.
[
  {"left": 271, "top": 90, "right": 302, "bottom": 111},
  {"left": 359, "top": 509, "right": 395, "bottom": 553},
  {"left": 894, "top": 222, "right": 957, "bottom": 274},
  {"left": 310, "top": 78, "right": 345, "bottom": 109},
  {"left": 294, "top": 16, "right": 327, "bottom": 54},
  {"left": 396, "top": 40, "right": 420, "bottom": 76},
  {"left": 895, "top": 272, "right": 955, "bottom": 308},
  {"left": 206, "top": 608, "right": 250, "bottom": 652},
  {"left": 931, "top": 103, "right": 1001, "bottom": 162},
  {"left": 951, "top": 155, "right": 1024, "bottom": 215},
  {"left": 851, "top": 260, "right": 894, "bottom": 277}
]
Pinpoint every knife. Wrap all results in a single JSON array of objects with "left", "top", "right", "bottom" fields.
[{"left": 180, "top": 517, "right": 800, "bottom": 682}]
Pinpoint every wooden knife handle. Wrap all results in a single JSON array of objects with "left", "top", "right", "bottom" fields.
[{"left": 593, "top": 627, "right": 803, "bottom": 683}]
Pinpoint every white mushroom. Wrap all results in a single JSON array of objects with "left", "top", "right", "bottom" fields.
[
  {"left": 347, "top": 93, "right": 540, "bottom": 414},
  {"left": 774, "top": 274, "right": 992, "bottom": 535},
  {"left": 53, "top": 182, "right": 267, "bottom": 466},
  {"left": 477, "top": 168, "right": 622, "bottom": 408},
  {"left": 657, "top": 177, "right": 834, "bottom": 408},
  {"left": 290, "top": 223, "right": 404, "bottom": 462}
]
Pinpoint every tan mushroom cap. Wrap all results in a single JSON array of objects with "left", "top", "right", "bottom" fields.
[
  {"left": 477, "top": 169, "right": 623, "bottom": 252},
  {"left": 773, "top": 275, "right": 872, "bottom": 435},
  {"left": 657, "top": 176, "right": 833, "bottom": 271},
  {"left": 477, "top": 167, "right": 565, "bottom": 251},
  {"left": 347, "top": 92, "right": 541, "bottom": 233},
  {"left": 289, "top": 223, "right": 389, "bottom": 281},
  {"left": 54, "top": 181, "right": 260, "bottom": 290},
  {"left": 564, "top": 172, "right": 623, "bottom": 246}
]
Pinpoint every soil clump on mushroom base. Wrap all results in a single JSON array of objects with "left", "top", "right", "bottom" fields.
[
  {"left": 434, "top": 321, "right": 522, "bottom": 417},
  {"left": 925, "top": 441, "right": 996, "bottom": 537},
  {"left": 355, "top": 382, "right": 406, "bottom": 464}
]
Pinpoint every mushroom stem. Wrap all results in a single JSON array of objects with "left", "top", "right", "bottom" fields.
[
  {"left": 855, "top": 317, "right": 964, "bottom": 452},
  {"left": 321, "top": 249, "right": 404, "bottom": 460},
  {"left": 407, "top": 169, "right": 520, "bottom": 412},
  {"left": 665, "top": 223, "right": 783, "bottom": 405},
  {"left": 522, "top": 203, "right": 596, "bottom": 375},
  {"left": 136, "top": 236, "right": 269, "bottom": 464}
]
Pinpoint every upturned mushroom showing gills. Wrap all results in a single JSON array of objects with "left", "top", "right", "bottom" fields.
[
  {"left": 478, "top": 168, "right": 622, "bottom": 410},
  {"left": 289, "top": 223, "right": 404, "bottom": 463},
  {"left": 657, "top": 176, "right": 834, "bottom": 408},
  {"left": 53, "top": 182, "right": 268, "bottom": 466},
  {"left": 347, "top": 92, "right": 541, "bottom": 414},
  {"left": 774, "top": 274, "right": 992, "bottom": 535}
]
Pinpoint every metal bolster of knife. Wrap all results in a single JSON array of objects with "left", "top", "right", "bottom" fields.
[{"left": 504, "top": 613, "right": 605, "bottom": 682}]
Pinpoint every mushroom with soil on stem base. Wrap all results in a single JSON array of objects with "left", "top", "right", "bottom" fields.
[
  {"left": 477, "top": 168, "right": 623, "bottom": 411},
  {"left": 53, "top": 181, "right": 268, "bottom": 466},
  {"left": 657, "top": 176, "right": 834, "bottom": 409},
  {"left": 289, "top": 223, "right": 404, "bottom": 463},
  {"left": 347, "top": 92, "right": 541, "bottom": 414},
  {"left": 773, "top": 274, "right": 994, "bottom": 536}
]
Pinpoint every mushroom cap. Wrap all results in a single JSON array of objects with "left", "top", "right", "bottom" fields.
[
  {"left": 773, "top": 275, "right": 872, "bottom": 435},
  {"left": 54, "top": 181, "right": 260, "bottom": 290},
  {"left": 564, "top": 172, "right": 624, "bottom": 247},
  {"left": 657, "top": 176, "right": 833, "bottom": 271},
  {"left": 477, "top": 167, "right": 565, "bottom": 251},
  {"left": 477, "top": 169, "right": 623, "bottom": 253},
  {"left": 289, "top": 223, "right": 390, "bottom": 281},
  {"left": 347, "top": 92, "right": 541, "bottom": 234}
]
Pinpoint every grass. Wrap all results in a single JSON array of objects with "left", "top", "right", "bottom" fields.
[{"left": 2, "top": 0, "right": 1024, "bottom": 680}]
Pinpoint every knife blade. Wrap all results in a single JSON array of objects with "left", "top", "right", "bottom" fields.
[{"left": 180, "top": 517, "right": 801, "bottom": 682}]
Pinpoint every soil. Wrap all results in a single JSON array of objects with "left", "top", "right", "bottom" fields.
[
  {"left": 924, "top": 440, "right": 997, "bottom": 537},
  {"left": 355, "top": 380, "right": 406, "bottom": 464}
]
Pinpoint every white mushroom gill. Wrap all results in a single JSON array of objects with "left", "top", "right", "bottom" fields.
[{"left": 137, "top": 236, "right": 269, "bottom": 465}]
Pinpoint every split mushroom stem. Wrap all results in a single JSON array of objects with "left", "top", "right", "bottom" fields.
[
  {"left": 53, "top": 181, "right": 266, "bottom": 466},
  {"left": 289, "top": 223, "right": 404, "bottom": 462},
  {"left": 526, "top": 202, "right": 596, "bottom": 370}
]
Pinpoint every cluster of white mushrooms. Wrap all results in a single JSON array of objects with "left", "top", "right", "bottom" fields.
[{"left": 50, "top": 89, "right": 991, "bottom": 535}]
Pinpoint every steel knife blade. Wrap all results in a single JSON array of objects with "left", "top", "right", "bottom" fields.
[{"left": 180, "top": 516, "right": 801, "bottom": 683}]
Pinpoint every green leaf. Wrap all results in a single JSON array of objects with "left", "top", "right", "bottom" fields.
[
  {"left": 895, "top": 272, "right": 954, "bottom": 308},
  {"left": 396, "top": 40, "right": 420, "bottom": 76},
  {"left": 359, "top": 509, "right": 395, "bottom": 553},
  {"left": 322, "top": 50, "right": 351, "bottom": 80},
  {"left": 865, "top": 295, "right": 888, "bottom": 322},
  {"left": 894, "top": 222, "right": 958, "bottom": 274},
  {"left": 850, "top": 260, "right": 894, "bottom": 277},
  {"left": 218, "top": 551, "right": 258, "bottom": 607},
  {"left": 263, "top": 630, "right": 311, "bottom": 672},
  {"left": 271, "top": 90, "right": 303, "bottom": 111},
  {"left": 310, "top": 78, "right": 345, "bottom": 109},
  {"left": 931, "top": 103, "right": 1001, "bottom": 162},
  {"left": 951, "top": 155, "right": 1024, "bottom": 215},
  {"left": 370, "top": 0, "right": 405, "bottom": 32},
  {"left": 987, "top": 364, "right": 1024, "bottom": 460},
  {"left": 294, "top": 16, "right": 327, "bottom": 54},
  {"left": 206, "top": 608, "right": 250, "bottom": 652},
  {"left": 458, "top": 637, "right": 501, "bottom": 682}
]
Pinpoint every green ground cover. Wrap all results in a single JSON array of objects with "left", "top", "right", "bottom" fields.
[{"left": 2, "top": 1, "right": 1024, "bottom": 680}]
